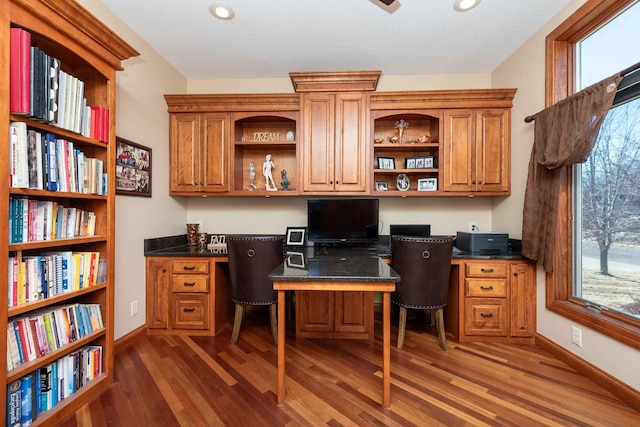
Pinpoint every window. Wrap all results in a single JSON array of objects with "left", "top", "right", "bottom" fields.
[{"left": 546, "top": 0, "right": 640, "bottom": 347}]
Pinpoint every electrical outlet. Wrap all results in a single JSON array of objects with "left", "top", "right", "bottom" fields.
[
  {"left": 468, "top": 222, "right": 477, "bottom": 232},
  {"left": 571, "top": 326, "right": 582, "bottom": 346},
  {"left": 131, "top": 300, "right": 138, "bottom": 317}
]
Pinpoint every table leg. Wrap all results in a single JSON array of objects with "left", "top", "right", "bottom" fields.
[
  {"left": 277, "top": 289, "right": 286, "bottom": 404},
  {"left": 383, "top": 290, "right": 391, "bottom": 407}
]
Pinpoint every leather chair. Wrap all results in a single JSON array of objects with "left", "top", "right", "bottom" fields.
[
  {"left": 390, "top": 235, "right": 454, "bottom": 351},
  {"left": 227, "top": 234, "right": 284, "bottom": 344}
]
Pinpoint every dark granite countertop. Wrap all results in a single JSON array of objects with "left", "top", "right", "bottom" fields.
[
  {"left": 144, "top": 235, "right": 228, "bottom": 257},
  {"left": 270, "top": 255, "right": 400, "bottom": 283}
]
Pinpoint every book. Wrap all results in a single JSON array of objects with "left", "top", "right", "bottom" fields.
[
  {"left": 9, "top": 121, "right": 29, "bottom": 188},
  {"left": 20, "top": 373, "right": 34, "bottom": 426},
  {"left": 9, "top": 28, "right": 31, "bottom": 115},
  {"left": 6, "top": 379, "right": 22, "bottom": 427}
]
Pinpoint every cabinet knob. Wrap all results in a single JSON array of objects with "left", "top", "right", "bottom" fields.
[
  {"left": 162, "top": 268, "right": 167, "bottom": 273},
  {"left": 183, "top": 282, "right": 196, "bottom": 287},
  {"left": 472, "top": 180, "right": 476, "bottom": 184},
  {"left": 183, "top": 307, "right": 196, "bottom": 312},
  {"left": 336, "top": 180, "right": 339, "bottom": 185},
  {"left": 480, "top": 313, "right": 494, "bottom": 318}
]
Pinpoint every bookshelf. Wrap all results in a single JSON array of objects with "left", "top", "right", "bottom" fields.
[{"left": 1, "top": 1, "right": 138, "bottom": 425}]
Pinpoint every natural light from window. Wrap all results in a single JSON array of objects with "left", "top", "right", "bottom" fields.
[{"left": 574, "top": 0, "right": 640, "bottom": 321}]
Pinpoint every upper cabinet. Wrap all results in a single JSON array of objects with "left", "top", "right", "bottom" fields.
[
  {"left": 300, "top": 92, "right": 369, "bottom": 193},
  {"left": 165, "top": 80, "right": 516, "bottom": 198}
]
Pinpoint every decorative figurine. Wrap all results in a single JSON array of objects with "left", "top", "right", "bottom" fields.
[
  {"left": 263, "top": 154, "right": 278, "bottom": 191},
  {"left": 395, "top": 119, "right": 409, "bottom": 143},
  {"left": 246, "top": 162, "right": 257, "bottom": 191},
  {"left": 280, "top": 170, "right": 291, "bottom": 190}
]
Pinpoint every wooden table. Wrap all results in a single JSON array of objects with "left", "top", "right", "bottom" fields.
[{"left": 269, "top": 256, "right": 399, "bottom": 407}]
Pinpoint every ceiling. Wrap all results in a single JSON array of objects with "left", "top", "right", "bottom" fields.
[{"left": 99, "top": 0, "right": 572, "bottom": 81}]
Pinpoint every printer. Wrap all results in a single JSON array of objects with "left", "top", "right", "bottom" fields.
[{"left": 455, "top": 231, "right": 509, "bottom": 255}]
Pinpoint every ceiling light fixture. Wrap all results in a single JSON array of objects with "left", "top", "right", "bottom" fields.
[
  {"left": 453, "top": 0, "right": 481, "bottom": 12},
  {"left": 209, "top": 3, "right": 235, "bottom": 20}
]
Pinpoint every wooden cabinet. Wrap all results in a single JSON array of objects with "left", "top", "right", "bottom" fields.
[
  {"left": 442, "top": 109, "right": 510, "bottom": 194},
  {"left": 448, "top": 259, "right": 536, "bottom": 343},
  {"left": 1, "top": 1, "right": 137, "bottom": 425},
  {"left": 146, "top": 257, "right": 234, "bottom": 336},
  {"left": 296, "top": 291, "right": 374, "bottom": 340},
  {"left": 301, "top": 92, "right": 369, "bottom": 192},
  {"left": 169, "top": 113, "right": 229, "bottom": 195}
]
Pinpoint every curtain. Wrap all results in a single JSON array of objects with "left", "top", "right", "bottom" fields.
[{"left": 522, "top": 73, "right": 621, "bottom": 272}]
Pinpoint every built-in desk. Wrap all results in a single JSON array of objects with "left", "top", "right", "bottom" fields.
[{"left": 269, "top": 255, "right": 399, "bottom": 408}]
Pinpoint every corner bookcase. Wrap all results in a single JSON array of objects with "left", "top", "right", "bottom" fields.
[{"left": 1, "top": 1, "right": 138, "bottom": 425}]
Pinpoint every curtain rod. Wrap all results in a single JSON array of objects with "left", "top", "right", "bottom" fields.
[{"left": 523, "top": 60, "right": 640, "bottom": 123}]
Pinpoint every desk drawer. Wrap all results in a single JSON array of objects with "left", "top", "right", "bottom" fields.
[
  {"left": 465, "top": 263, "right": 507, "bottom": 278},
  {"left": 172, "top": 260, "right": 209, "bottom": 274},
  {"left": 171, "top": 294, "right": 209, "bottom": 329},
  {"left": 464, "top": 298, "right": 507, "bottom": 336},
  {"left": 171, "top": 275, "right": 209, "bottom": 292},
  {"left": 465, "top": 278, "right": 506, "bottom": 297}
]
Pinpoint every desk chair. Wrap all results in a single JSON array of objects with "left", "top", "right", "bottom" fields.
[
  {"left": 390, "top": 235, "right": 454, "bottom": 351},
  {"left": 227, "top": 235, "right": 284, "bottom": 344}
]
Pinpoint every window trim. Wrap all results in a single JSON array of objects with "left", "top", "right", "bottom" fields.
[{"left": 546, "top": 0, "right": 640, "bottom": 349}]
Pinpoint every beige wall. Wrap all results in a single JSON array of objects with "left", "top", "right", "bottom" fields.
[
  {"left": 493, "top": 0, "right": 640, "bottom": 390},
  {"left": 82, "top": 0, "right": 639, "bottom": 390}
]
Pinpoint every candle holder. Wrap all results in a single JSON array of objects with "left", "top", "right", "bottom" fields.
[{"left": 186, "top": 223, "right": 199, "bottom": 245}]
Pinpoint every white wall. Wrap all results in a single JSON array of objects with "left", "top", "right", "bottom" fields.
[
  {"left": 78, "top": 0, "right": 188, "bottom": 339},
  {"left": 493, "top": 0, "right": 640, "bottom": 391}
]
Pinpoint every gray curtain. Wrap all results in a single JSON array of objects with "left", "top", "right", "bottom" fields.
[{"left": 522, "top": 73, "right": 621, "bottom": 272}]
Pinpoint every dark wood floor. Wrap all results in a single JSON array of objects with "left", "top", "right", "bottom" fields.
[{"left": 60, "top": 309, "right": 640, "bottom": 426}]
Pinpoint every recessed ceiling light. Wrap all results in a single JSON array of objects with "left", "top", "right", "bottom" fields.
[
  {"left": 209, "top": 3, "right": 235, "bottom": 20},
  {"left": 454, "top": 0, "right": 481, "bottom": 12}
]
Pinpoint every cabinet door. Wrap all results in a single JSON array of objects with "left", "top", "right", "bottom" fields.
[
  {"left": 475, "top": 109, "right": 509, "bottom": 193},
  {"left": 200, "top": 113, "right": 229, "bottom": 192},
  {"left": 302, "top": 93, "right": 335, "bottom": 191},
  {"left": 335, "top": 291, "right": 373, "bottom": 339},
  {"left": 296, "top": 290, "right": 335, "bottom": 336},
  {"left": 146, "top": 258, "right": 171, "bottom": 329},
  {"left": 442, "top": 109, "right": 475, "bottom": 192},
  {"left": 510, "top": 263, "right": 536, "bottom": 337},
  {"left": 334, "top": 93, "right": 368, "bottom": 192},
  {"left": 170, "top": 113, "right": 200, "bottom": 193}
]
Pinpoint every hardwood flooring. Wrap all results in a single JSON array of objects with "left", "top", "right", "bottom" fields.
[{"left": 60, "top": 309, "right": 640, "bottom": 426}]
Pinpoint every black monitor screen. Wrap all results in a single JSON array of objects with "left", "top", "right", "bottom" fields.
[{"left": 307, "top": 198, "right": 379, "bottom": 244}]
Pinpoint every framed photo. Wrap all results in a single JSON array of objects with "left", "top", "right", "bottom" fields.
[
  {"left": 286, "top": 251, "right": 306, "bottom": 269},
  {"left": 418, "top": 178, "right": 438, "bottom": 191},
  {"left": 116, "top": 137, "right": 151, "bottom": 197},
  {"left": 377, "top": 157, "right": 395, "bottom": 170},
  {"left": 415, "top": 157, "right": 425, "bottom": 169},
  {"left": 376, "top": 181, "right": 389, "bottom": 191},
  {"left": 423, "top": 156, "right": 435, "bottom": 169},
  {"left": 405, "top": 157, "right": 416, "bottom": 169},
  {"left": 286, "top": 227, "right": 307, "bottom": 246}
]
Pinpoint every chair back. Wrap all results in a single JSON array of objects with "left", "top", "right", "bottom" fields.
[
  {"left": 227, "top": 235, "right": 284, "bottom": 305},
  {"left": 390, "top": 235, "right": 454, "bottom": 309}
]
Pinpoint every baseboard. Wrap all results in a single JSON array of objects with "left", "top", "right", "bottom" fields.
[
  {"left": 536, "top": 333, "right": 640, "bottom": 411},
  {"left": 114, "top": 324, "right": 148, "bottom": 354}
]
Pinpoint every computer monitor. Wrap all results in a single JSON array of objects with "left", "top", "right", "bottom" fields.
[{"left": 389, "top": 224, "right": 431, "bottom": 237}]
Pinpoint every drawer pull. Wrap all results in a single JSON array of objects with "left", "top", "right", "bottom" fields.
[
  {"left": 480, "top": 286, "right": 494, "bottom": 291},
  {"left": 183, "top": 307, "right": 196, "bottom": 312},
  {"left": 183, "top": 282, "right": 196, "bottom": 287},
  {"left": 480, "top": 313, "right": 494, "bottom": 318},
  {"left": 183, "top": 266, "right": 196, "bottom": 271},
  {"left": 481, "top": 268, "right": 494, "bottom": 273}
]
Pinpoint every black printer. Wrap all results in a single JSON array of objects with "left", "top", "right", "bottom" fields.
[{"left": 455, "top": 231, "right": 509, "bottom": 255}]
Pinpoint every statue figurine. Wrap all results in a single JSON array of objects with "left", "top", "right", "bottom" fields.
[
  {"left": 280, "top": 170, "right": 291, "bottom": 191},
  {"left": 263, "top": 154, "right": 278, "bottom": 191}
]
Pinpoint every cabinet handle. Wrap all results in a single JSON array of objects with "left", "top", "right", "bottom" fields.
[
  {"left": 481, "top": 268, "right": 494, "bottom": 273},
  {"left": 480, "top": 313, "right": 494, "bottom": 318},
  {"left": 162, "top": 268, "right": 167, "bottom": 273},
  {"left": 183, "top": 282, "right": 196, "bottom": 287},
  {"left": 480, "top": 286, "right": 494, "bottom": 291},
  {"left": 513, "top": 272, "right": 518, "bottom": 277},
  {"left": 472, "top": 180, "right": 476, "bottom": 184},
  {"left": 183, "top": 307, "right": 196, "bottom": 312},
  {"left": 336, "top": 180, "right": 339, "bottom": 184},
  {"left": 183, "top": 266, "right": 196, "bottom": 271}
]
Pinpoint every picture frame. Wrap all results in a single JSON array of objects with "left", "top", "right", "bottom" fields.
[
  {"left": 418, "top": 177, "right": 438, "bottom": 191},
  {"left": 377, "top": 157, "right": 395, "bottom": 170},
  {"left": 286, "top": 251, "right": 306, "bottom": 269},
  {"left": 375, "top": 181, "right": 389, "bottom": 191},
  {"left": 286, "top": 227, "right": 307, "bottom": 246},
  {"left": 405, "top": 157, "right": 416, "bottom": 169},
  {"left": 423, "top": 156, "right": 435, "bottom": 169},
  {"left": 116, "top": 137, "right": 152, "bottom": 197},
  {"left": 405, "top": 156, "right": 435, "bottom": 169}
]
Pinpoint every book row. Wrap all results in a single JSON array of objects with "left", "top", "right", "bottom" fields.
[
  {"left": 6, "top": 346, "right": 103, "bottom": 426},
  {"left": 8, "top": 252, "right": 106, "bottom": 308},
  {"left": 9, "top": 121, "right": 107, "bottom": 194},
  {"left": 9, "top": 197, "right": 97, "bottom": 244},
  {"left": 10, "top": 27, "right": 110, "bottom": 142},
  {"left": 7, "top": 303, "right": 104, "bottom": 371}
]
